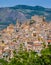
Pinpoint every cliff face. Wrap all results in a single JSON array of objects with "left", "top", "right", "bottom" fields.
[{"left": 0, "top": 5, "right": 51, "bottom": 30}]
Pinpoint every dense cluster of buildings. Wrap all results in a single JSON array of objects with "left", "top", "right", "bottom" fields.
[{"left": 0, "top": 15, "right": 51, "bottom": 59}]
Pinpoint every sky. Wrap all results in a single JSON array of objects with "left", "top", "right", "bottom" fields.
[{"left": 0, "top": 0, "right": 51, "bottom": 8}]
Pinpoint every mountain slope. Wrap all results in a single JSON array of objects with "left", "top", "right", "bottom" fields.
[{"left": 0, "top": 5, "right": 51, "bottom": 30}]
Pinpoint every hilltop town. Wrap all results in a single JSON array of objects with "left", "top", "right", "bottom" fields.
[{"left": 0, "top": 15, "right": 51, "bottom": 59}]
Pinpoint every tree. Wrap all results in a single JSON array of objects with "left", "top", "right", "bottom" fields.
[
  {"left": 0, "top": 59, "right": 8, "bottom": 65},
  {"left": 41, "top": 44, "right": 51, "bottom": 65},
  {"left": 1, "top": 44, "right": 51, "bottom": 65}
]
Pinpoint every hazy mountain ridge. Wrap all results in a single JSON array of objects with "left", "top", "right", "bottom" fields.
[{"left": 0, "top": 5, "right": 51, "bottom": 30}]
